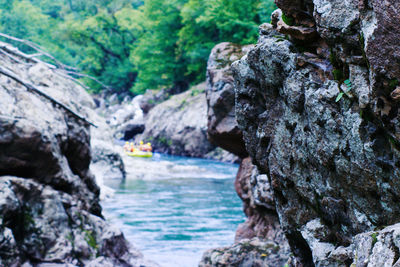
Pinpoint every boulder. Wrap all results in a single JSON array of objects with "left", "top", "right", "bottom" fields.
[
  {"left": 199, "top": 237, "right": 290, "bottom": 267},
  {"left": 231, "top": 2, "right": 400, "bottom": 265},
  {"left": 0, "top": 42, "right": 154, "bottom": 266},
  {"left": 136, "top": 83, "right": 215, "bottom": 157}
]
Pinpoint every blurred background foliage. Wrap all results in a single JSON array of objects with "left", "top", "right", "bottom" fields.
[{"left": 0, "top": 0, "right": 276, "bottom": 94}]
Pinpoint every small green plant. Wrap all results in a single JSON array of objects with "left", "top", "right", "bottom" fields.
[
  {"left": 389, "top": 78, "right": 399, "bottom": 90},
  {"left": 84, "top": 230, "right": 98, "bottom": 250},
  {"left": 191, "top": 88, "right": 204, "bottom": 97},
  {"left": 332, "top": 69, "right": 344, "bottom": 81},
  {"left": 336, "top": 79, "right": 352, "bottom": 102},
  {"left": 281, "top": 13, "right": 294, "bottom": 26},
  {"left": 371, "top": 232, "right": 378, "bottom": 246}
]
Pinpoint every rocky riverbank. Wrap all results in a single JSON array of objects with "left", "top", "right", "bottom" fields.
[
  {"left": 0, "top": 42, "right": 155, "bottom": 266},
  {"left": 96, "top": 82, "right": 238, "bottom": 162}
]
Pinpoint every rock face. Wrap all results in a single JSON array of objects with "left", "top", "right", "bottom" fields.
[
  {"left": 232, "top": 2, "right": 400, "bottom": 266},
  {"left": 200, "top": 42, "right": 290, "bottom": 266},
  {"left": 0, "top": 42, "right": 153, "bottom": 266},
  {"left": 206, "top": 42, "right": 252, "bottom": 158},
  {"left": 136, "top": 83, "right": 215, "bottom": 157}
]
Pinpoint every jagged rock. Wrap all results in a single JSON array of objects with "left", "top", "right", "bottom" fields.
[
  {"left": 199, "top": 237, "right": 290, "bottom": 267},
  {"left": 275, "top": 0, "right": 315, "bottom": 27},
  {"left": 234, "top": 158, "right": 289, "bottom": 247},
  {"left": 206, "top": 42, "right": 252, "bottom": 157},
  {"left": 136, "top": 83, "right": 215, "bottom": 157},
  {"left": 275, "top": 10, "right": 318, "bottom": 42},
  {"left": 232, "top": 2, "right": 400, "bottom": 266},
  {"left": 366, "top": 1, "right": 400, "bottom": 79},
  {"left": 0, "top": 43, "right": 154, "bottom": 266},
  {"left": 139, "top": 89, "right": 170, "bottom": 114}
]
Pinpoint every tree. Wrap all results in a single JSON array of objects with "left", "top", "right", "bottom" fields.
[
  {"left": 178, "top": 0, "right": 277, "bottom": 83},
  {"left": 131, "top": 0, "right": 188, "bottom": 94},
  {"left": 0, "top": 0, "right": 276, "bottom": 95},
  {"left": 64, "top": 7, "right": 138, "bottom": 92}
]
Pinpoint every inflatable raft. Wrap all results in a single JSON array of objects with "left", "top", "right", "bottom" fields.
[{"left": 125, "top": 150, "right": 153, "bottom": 158}]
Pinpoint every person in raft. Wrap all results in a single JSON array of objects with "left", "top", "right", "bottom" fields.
[
  {"left": 139, "top": 141, "right": 152, "bottom": 152},
  {"left": 123, "top": 142, "right": 130, "bottom": 151}
]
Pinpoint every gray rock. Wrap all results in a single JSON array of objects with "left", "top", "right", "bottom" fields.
[
  {"left": 232, "top": 2, "right": 400, "bottom": 265},
  {"left": 206, "top": 42, "right": 252, "bottom": 157},
  {"left": 204, "top": 147, "right": 240, "bottom": 163},
  {"left": 199, "top": 237, "right": 290, "bottom": 267},
  {"left": 136, "top": 83, "right": 215, "bottom": 157},
  {"left": 0, "top": 43, "right": 154, "bottom": 266}
]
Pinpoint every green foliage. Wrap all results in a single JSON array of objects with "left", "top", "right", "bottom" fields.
[
  {"left": 371, "top": 232, "right": 378, "bottom": 246},
  {"left": 158, "top": 136, "right": 172, "bottom": 146},
  {"left": 389, "top": 78, "right": 399, "bottom": 89},
  {"left": 0, "top": 0, "right": 276, "bottom": 94},
  {"left": 178, "top": 0, "right": 276, "bottom": 84},
  {"left": 281, "top": 13, "right": 294, "bottom": 26},
  {"left": 190, "top": 87, "right": 204, "bottom": 97},
  {"left": 335, "top": 92, "right": 344, "bottom": 102},
  {"left": 332, "top": 69, "right": 344, "bottom": 81},
  {"left": 336, "top": 79, "right": 352, "bottom": 102},
  {"left": 63, "top": 7, "right": 138, "bottom": 92},
  {"left": 131, "top": 0, "right": 187, "bottom": 94},
  {"left": 84, "top": 229, "right": 98, "bottom": 249}
]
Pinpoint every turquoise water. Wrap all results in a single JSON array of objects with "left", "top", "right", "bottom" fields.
[{"left": 101, "top": 153, "right": 245, "bottom": 267}]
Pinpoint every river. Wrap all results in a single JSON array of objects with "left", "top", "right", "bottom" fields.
[{"left": 101, "top": 153, "right": 244, "bottom": 267}]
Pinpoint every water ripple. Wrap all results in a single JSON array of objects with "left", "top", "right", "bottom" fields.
[{"left": 102, "top": 154, "right": 244, "bottom": 267}]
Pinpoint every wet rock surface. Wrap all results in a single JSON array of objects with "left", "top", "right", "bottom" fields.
[
  {"left": 232, "top": 2, "right": 400, "bottom": 266},
  {"left": 0, "top": 42, "right": 154, "bottom": 266}
]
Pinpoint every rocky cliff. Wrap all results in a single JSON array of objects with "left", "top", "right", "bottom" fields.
[
  {"left": 0, "top": 42, "right": 153, "bottom": 266},
  {"left": 230, "top": 1, "right": 400, "bottom": 266},
  {"left": 201, "top": 42, "right": 290, "bottom": 267}
]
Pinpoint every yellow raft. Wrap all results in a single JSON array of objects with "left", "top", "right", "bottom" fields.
[{"left": 125, "top": 150, "right": 153, "bottom": 158}]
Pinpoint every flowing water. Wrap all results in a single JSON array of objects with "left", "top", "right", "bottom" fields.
[{"left": 101, "top": 153, "right": 245, "bottom": 267}]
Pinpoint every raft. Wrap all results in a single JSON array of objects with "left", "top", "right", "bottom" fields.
[{"left": 125, "top": 150, "right": 153, "bottom": 158}]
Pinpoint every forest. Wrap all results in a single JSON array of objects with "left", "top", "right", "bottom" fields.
[{"left": 0, "top": 0, "right": 276, "bottom": 94}]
